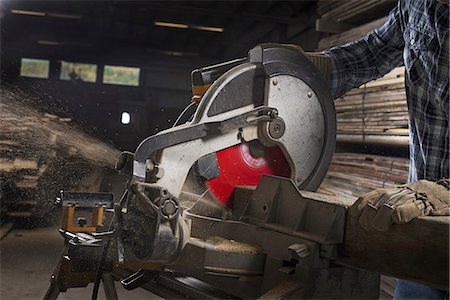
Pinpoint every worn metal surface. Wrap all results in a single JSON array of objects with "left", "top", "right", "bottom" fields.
[
  {"left": 266, "top": 75, "right": 325, "bottom": 187},
  {"left": 61, "top": 192, "right": 114, "bottom": 208}
]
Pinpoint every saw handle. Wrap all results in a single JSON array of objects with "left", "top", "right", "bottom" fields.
[{"left": 191, "top": 57, "right": 246, "bottom": 103}]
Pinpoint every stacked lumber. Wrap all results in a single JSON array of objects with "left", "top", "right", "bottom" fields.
[
  {"left": 316, "top": 0, "right": 395, "bottom": 49},
  {"left": 317, "top": 17, "right": 387, "bottom": 50},
  {"left": 0, "top": 86, "right": 122, "bottom": 220},
  {"left": 335, "top": 67, "right": 409, "bottom": 146},
  {"left": 317, "top": 0, "right": 393, "bottom": 24},
  {"left": 318, "top": 152, "right": 409, "bottom": 200}
]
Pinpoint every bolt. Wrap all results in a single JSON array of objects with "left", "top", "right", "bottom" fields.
[
  {"left": 163, "top": 201, "right": 176, "bottom": 215},
  {"left": 307, "top": 91, "right": 313, "bottom": 98},
  {"left": 161, "top": 198, "right": 178, "bottom": 219},
  {"left": 272, "top": 79, "right": 278, "bottom": 86}
]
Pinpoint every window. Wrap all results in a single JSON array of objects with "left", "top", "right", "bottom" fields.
[
  {"left": 103, "top": 65, "right": 140, "bottom": 86},
  {"left": 20, "top": 58, "right": 49, "bottom": 78},
  {"left": 121, "top": 112, "right": 131, "bottom": 124},
  {"left": 60, "top": 61, "right": 97, "bottom": 82}
]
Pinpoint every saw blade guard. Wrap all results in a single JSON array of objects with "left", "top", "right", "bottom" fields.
[{"left": 132, "top": 44, "right": 335, "bottom": 198}]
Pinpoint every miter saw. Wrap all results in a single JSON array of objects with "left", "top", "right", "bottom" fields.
[{"left": 44, "top": 44, "right": 449, "bottom": 300}]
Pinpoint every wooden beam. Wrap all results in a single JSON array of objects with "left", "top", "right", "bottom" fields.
[
  {"left": 337, "top": 216, "right": 449, "bottom": 291},
  {"left": 317, "top": 16, "right": 388, "bottom": 50},
  {"left": 315, "top": 18, "right": 354, "bottom": 34}
]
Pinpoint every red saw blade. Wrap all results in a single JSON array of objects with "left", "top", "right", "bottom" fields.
[{"left": 205, "top": 142, "right": 290, "bottom": 207}]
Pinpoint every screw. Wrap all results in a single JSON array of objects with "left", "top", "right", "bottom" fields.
[
  {"left": 307, "top": 91, "right": 313, "bottom": 98},
  {"left": 272, "top": 79, "right": 278, "bottom": 86}
]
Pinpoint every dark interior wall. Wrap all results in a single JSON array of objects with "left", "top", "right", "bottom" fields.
[
  {"left": 1, "top": 0, "right": 319, "bottom": 151},
  {"left": 1, "top": 53, "right": 200, "bottom": 151}
]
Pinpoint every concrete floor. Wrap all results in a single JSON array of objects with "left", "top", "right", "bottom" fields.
[{"left": 0, "top": 225, "right": 160, "bottom": 300}]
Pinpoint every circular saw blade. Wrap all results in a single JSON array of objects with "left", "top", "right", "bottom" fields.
[{"left": 205, "top": 141, "right": 290, "bottom": 207}]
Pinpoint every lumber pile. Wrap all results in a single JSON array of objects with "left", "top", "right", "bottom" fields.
[
  {"left": 0, "top": 86, "right": 122, "bottom": 220},
  {"left": 318, "top": 152, "right": 409, "bottom": 200},
  {"left": 317, "top": 0, "right": 394, "bottom": 24},
  {"left": 316, "top": 0, "right": 395, "bottom": 49},
  {"left": 335, "top": 67, "right": 409, "bottom": 146},
  {"left": 316, "top": 2, "right": 409, "bottom": 146},
  {"left": 317, "top": 17, "right": 388, "bottom": 50}
]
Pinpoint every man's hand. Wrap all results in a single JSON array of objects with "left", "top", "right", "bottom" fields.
[
  {"left": 348, "top": 179, "right": 450, "bottom": 231},
  {"left": 282, "top": 44, "right": 332, "bottom": 82}
]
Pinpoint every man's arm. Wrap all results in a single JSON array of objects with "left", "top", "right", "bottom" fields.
[{"left": 325, "top": 0, "right": 406, "bottom": 99}]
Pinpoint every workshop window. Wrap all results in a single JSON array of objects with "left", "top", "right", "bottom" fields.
[
  {"left": 20, "top": 58, "right": 49, "bottom": 79},
  {"left": 60, "top": 61, "right": 97, "bottom": 82},
  {"left": 103, "top": 65, "right": 140, "bottom": 86}
]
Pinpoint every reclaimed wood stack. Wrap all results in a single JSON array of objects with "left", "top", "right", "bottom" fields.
[
  {"left": 0, "top": 86, "right": 121, "bottom": 219},
  {"left": 316, "top": 0, "right": 395, "bottom": 50},
  {"left": 317, "top": 17, "right": 388, "bottom": 50},
  {"left": 316, "top": 1, "right": 409, "bottom": 146},
  {"left": 335, "top": 67, "right": 409, "bottom": 146},
  {"left": 317, "top": 0, "right": 393, "bottom": 23},
  {"left": 318, "top": 152, "right": 409, "bottom": 200}
]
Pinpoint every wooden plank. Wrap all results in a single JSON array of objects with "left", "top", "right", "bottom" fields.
[
  {"left": 317, "top": 16, "right": 388, "bottom": 50},
  {"left": 319, "top": 155, "right": 447, "bottom": 290},
  {"left": 337, "top": 134, "right": 409, "bottom": 145},
  {"left": 315, "top": 18, "right": 354, "bottom": 34},
  {"left": 318, "top": 153, "right": 410, "bottom": 200},
  {"left": 338, "top": 216, "right": 449, "bottom": 291}
]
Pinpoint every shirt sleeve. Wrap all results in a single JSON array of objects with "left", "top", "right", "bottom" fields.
[{"left": 325, "top": 0, "right": 406, "bottom": 99}]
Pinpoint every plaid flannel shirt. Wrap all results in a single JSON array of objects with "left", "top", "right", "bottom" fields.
[{"left": 325, "top": 0, "right": 449, "bottom": 183}]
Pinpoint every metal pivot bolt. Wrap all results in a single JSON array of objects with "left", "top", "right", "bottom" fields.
[
  {"left": 307, "top": 91, "right": 313, "bottom": 98},
  {"left": 268, "top": 117, "right": 286, "bottom": 139},
  {"left": 288, "top": 243, "right": 310, "bottom": 259},
  {"left": 160, "top": 198, "right": 179, "bottom": 219},
  {"left": 272, "top": 79, "right": 278, "bottom": 86}
]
